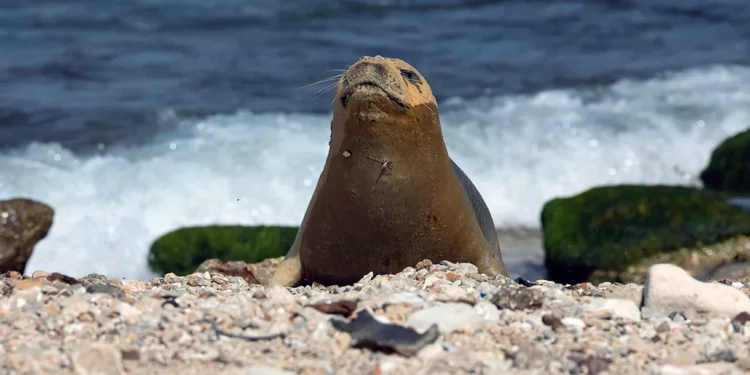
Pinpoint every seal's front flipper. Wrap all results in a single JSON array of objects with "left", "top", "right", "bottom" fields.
[
  {"left": 474, "top": 246, "right": 510, "bottom": 278},
  {"left": 269, "top": 243, "right": 304, "bottom": 287}
]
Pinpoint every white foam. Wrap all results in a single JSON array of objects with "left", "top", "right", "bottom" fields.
[{"left": 1, "top": 64, "right": 749, "bottom": 280}]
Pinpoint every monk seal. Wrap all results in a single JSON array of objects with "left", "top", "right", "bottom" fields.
[{"left": 270, "top": 55, "right": 508, "bottom": 287}]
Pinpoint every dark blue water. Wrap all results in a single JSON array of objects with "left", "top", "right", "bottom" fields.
[
  {"left": 2, "top": 0, "right": 749, "bottom": 151},
  {"left": 2, "top": 0, "right": 750, "bottom": 280}
]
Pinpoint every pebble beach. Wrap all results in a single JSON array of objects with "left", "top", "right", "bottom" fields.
[{"left": 2, "top": 259, "right": 749, "bottom": 375}]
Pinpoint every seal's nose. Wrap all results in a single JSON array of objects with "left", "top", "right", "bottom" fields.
[{"left": 350, "top": 61, "right": 388, "bottom": 80}]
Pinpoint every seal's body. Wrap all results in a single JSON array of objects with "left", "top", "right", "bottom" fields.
[{"left": 270, "top": 56, "right": 508, "bottom": 287}]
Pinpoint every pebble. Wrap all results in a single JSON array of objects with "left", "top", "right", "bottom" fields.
[
  {"left": 585, "top": 298, "right": 641, "bottom": 321},
  {"left": 31, "top": 270, "right": 50, "bottom": 279},
  {"left": 561, "top": 317, "right": 586, "bottom": 333},
  {"left": 14, "top": 278, "right": 43, "bottom": 290},
  {"left": 404, "top": 302, "right": 485, "bottom": 333},
  {"left": 642, "top": 306, "right": 669, "bottom": 320},
  {"left": 655, "top": 363, "right": 744, "bottom": 375},
  {"left": 71, "top": 344, "right": 126, "bottom": 375}
]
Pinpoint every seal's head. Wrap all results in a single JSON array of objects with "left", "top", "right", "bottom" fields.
[
  {"left": 329, "top": 56, "right": 441, "bottom": 156},
  {"left": 334, "top": 56, "right": 436, "bottom": 123}
]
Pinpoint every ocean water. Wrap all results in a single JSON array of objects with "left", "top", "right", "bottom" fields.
[{"left": 1, "top": 0, "right": 750, "bottom": 280}]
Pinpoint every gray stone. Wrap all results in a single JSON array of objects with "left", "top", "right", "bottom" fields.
[
  {"left": 71, "top": 344, "right": 126, "bottom": 375},
  {"left": 561, "top": 317, "right": 585, "bottom": 333},
  {"left": 404, "top": 302, "right": 485, "bottom": 334},
  {"left": 241, "top": 365, "right": 295, "bottom": 375},
  {"left": 642, "top": 306, "right": 670, "bottom": 320},
  {"left": 585, "top": 298, "right": 641, "bottom": 321}
]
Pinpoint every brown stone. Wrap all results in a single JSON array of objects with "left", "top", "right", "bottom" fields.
[
  {"left": 195, "top": 259, "right": 260, "bottom": 285},
  {"left": 591, "top": 309, "right": 613, "bottom": 320},
  {"left": 252, "top": 290, "right": 267, "bottom": 299},
  {"left": 6, "top": 353, "right": 34, "bottom": 373},
  {"left": 48, "top": 272, "right": 80, "bottom": 285},
  {"left": 732, "top": 311, "right": 750, "bottom": 326},
  {"left": 71, "top": 343, "right": 126, "bottom": 375},
  {"left": 41, "top": 304, "right": 61, "bottom": 317},
  {"left": 542, "top": 311, "right": 564, "bottom": 330},
  {"left": 656, "top": 321, "right": 670, "bottom": 333},
  {"left": 664, "top": 352, "right": 697, "bottom": 366},
  {"left": 31, "top": 270, "right": 50, "bottom": 279},
  {"left": 120, "top": 348, "right": 141, "bottom": 361},
  {"left": 14, "top": 278, "right": 43, "bottom": 290},
  {"left": 0, "top": 198, "right": 54, "bottom": 274},
  {"left": 737, "top": 355, "right": 750, "bottom": 372},
  {"left": 78, "top": 311, "right": 95, "bottom": 322}
]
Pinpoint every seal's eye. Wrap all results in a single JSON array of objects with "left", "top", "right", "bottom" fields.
[{"left": 400, "top": 69, "right": 421, "bottom": 84}]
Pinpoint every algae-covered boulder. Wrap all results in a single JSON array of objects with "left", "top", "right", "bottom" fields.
[
  {"left": 148, "top": 225, "right": 297, "bottom": 276},
  {"left": 541, "top": 185, "right": 750, "bottom": 284},
  {"left": 700, "top": 128, "right": 750, "bottom": 193}
]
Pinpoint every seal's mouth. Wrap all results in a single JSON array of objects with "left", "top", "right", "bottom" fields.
[{"left": 340, "top": 82, "right": 408, "bottom": 110}]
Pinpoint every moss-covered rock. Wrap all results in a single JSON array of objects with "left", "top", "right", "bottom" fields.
[
  {"left": 700, "top": 128, "right": 750, "bottom": 193},
  {"left": 148, "top": 225, "right": 297, "bottom": 276},
  {"left": 541, "top": 185, "right": 750, "bottom": 284}
]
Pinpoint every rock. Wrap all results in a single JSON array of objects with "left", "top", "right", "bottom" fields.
[
  {"left": 561, "top": 317, "right": 585, "bottom": 333},
  {"left": 240, "top": 364, "right": 295, "bottom": 375},
  {"left": 700, "top": 128, "right": 750, "bottom": 193},
  {"left": 330, "top": 309, "right": 440, "bottom": 357},
  {"left": 445, "top": 272, "right": 460, "bottom": 282},
  {"left": 195, "top": 259, "right": 260, "bottom": 285},
  {"left": 307, "top": 300, "right": 358, "bottom": 318},
  {"left": 71, "top": 343, "right": 126, "bottom": 375},
  {"left": 655, "top": 363, "right": 744, "bottom": 375},
  {"left": 13, "top": 278, "right": 43, "bottom": 290},
  {"left": 732, "top": 312, "right": 750, "bottom": 332},
  {"left": 489, "top": 287, "right": 545, "bottom": 310},
  {"left": 642, "top": 306, "right": 670, "bottom": 320},
  {"left": 584, "top": 298, "right": 641, "bottom": 322},
  {"left": 5, "top": 287, "right": 43, "bottom": 312},
  {"left": 600, "top": 283, "right": 644, "bottom": 306},
  {"left": 31, "top": 270, "right": 49, "bottom": 279},
  {"left": 86, "top": 284, "right": 126, "bottom": 299},
  {"left": 148, "top": 225, "right": 298, "bottom": 276},
  {"left": 5, "top": 270, "right": 21, "bottom": 279},
  {"left": 0, "top": 198, "right": 54, "bottom": 273},
  {"left": 265, "top": 286, "right": 295, "bottom": 305},
  {"left": 643, "top": 264, "right": 750, "bottom": 318},
  {"left": 540, "top": 185, "right": 750, "bottom": 284},
  {"left": 48, "top": 272, "right": 80, "bottom": 285},
  {"left": 542, "top": 310, "right": 565, "bottom": 330},
  {"left": 703, "top": 338, "right": 736, "bottom": 362},
  {"left": 701, "top": 261, "right": 750, "bottom": 281},
  {"left": 656, "top": 321, "right": 670, "bottom": 333},
  {"left": 404, "top": 302, "right": 485, "bottom": 334},
  {"left": 573, "top": 354, "right": 611, "bottom": 375}
]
